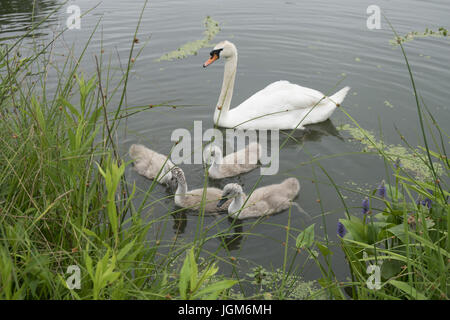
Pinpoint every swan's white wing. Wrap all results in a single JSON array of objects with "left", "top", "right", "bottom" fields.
[
  {"left": 221, "top": 81, "right": 348, "bottom": 129},
  {"left": 235, "top": 81, "right": 326, "bottom": 114},
  {"left": 224, "top": 81, "right": 329, "bottom": 129}
]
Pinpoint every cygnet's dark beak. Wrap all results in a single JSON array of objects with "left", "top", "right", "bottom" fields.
[
  {"left": 217, "top": 198, "right": 228, "bottom": 208},
  {"left": 169, "top": 178, "right": 177, "bottom": 193}
]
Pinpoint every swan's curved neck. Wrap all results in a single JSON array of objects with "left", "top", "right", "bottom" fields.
[
  {"left": 208, "top": 151, "right": 222, "bottom": 177},
  {"left": 214, "top": 54, "right": 237, "bottom": 126},
  {"left": 211, "top": 149, "right": 223, "bottom": 165},
  {"left": 175, "top": 176, "right": 188, "bottom": 204},
  {"left": 229, "top": 192, "right": 245, "bottom": 216}
]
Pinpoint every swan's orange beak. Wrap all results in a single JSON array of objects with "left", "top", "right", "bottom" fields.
[{"left": 203, "top": 54, "right": 219, "bottom": 68}]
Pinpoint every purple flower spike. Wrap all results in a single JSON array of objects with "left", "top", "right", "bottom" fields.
[
  {"left": 394, "top": 158, "right": 402, "bottom": 170},
  {"left": 417, "top": 190, "right": 433, "bottom": 209},
  {"left": 422, "top": 198, "right": 432, "bottom": 209},
  {"left": 377, "top": 180, "right": 386, "bottom": 198},
  {"left": 337, "top": 222, "right": 347, "bottom": 238},
  {"left": 362, "top": 197, "right": 370, "bottom": 214}
]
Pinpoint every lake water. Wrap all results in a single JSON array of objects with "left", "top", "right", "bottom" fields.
[{"left": 1, "top": 0, "right": 449, "bottom": 288}]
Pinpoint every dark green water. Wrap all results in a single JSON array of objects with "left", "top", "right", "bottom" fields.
[{"left": 1, "top": 0, "right": 449, "bottom": 284}]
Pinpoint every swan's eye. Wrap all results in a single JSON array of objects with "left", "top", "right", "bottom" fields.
[
  {"left": 204, "top": 49, "right": 223, "bottom": 67},
  {"left": 209, "top": 48, "right": 223, "bottom": 58}
]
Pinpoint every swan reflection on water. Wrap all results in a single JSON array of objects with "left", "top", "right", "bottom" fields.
[
  {"left": 288, "top": 119, "right": 343, "bottom": 143},
  {"left": 212, "top": 118, "right": 342, "bottom": 151}
]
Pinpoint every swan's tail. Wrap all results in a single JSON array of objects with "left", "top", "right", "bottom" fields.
[{"left": 329, "top": 86, "right": 351, "bottom": 106}]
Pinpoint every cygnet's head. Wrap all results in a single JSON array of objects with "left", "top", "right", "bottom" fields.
[
  {"left": 217, "top": 183, "right": 243, "bottom": 207},
  {"left": 203, "top": 40, "right": 237, "bottom": 68},
  {"left": 168, "top": 167, "right": 185, "bottom": 192},
  {"left": 203, "top": 144, "right": 222, "bottom": 165}
]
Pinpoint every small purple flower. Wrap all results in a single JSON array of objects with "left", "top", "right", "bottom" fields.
[
  {"left": 417, "top": 189, "right": 433, "bottom": 209},
  {"left": 337, "top": 222, "right": 347, "bottom": 238},
  {"left": 362, "top": 197, "right": 370, "bottom": 214},
  {"left": 394, "top": 158, "right": 403, "bottom": 170},
  {"left": 377, "top": 180, "right": 386, "bottom": 198},
  {"left": 422, "top": 198, "right": 432, "bottom": 209}
]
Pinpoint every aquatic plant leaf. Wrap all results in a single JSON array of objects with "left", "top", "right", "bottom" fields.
[
  {"left": 193, "top": 279, "right": 237, "bottom": 300},
  {"left": 117, "top": 238, "right": 136, "bottom": 261},
  {"left": 381, "top": 260, "right": 403, "bottom": 280},
  {"left": 188, "top": 248, "right": 198, "bottom": 291},
  {"left": 385, "top": 183, "right": 404, "bottom": 201},
  {"left": 389, "top": 280, "right": 427, "bottom": 300},
  {"left": 179, "top": 250, "right": 191, "bottom": 299},
  {"left": 339, "top": 217, "right": 366, "bottom": 243},
  {"left": 296, "top": 224, "right": 315, "bottom": 249},
  {"left": 387, "top": 224, "right": 407, "bottom": 243},
  {"left": 316, "top": 242, "right": 333, "bottom": 256}
]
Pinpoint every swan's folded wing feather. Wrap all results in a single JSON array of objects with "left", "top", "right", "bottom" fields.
[
  {"left": 234, "top": 81, "right": 326, "bottom": 117},
  {"left": 239, "top": 201, "right": 271, "bottom": 219}
]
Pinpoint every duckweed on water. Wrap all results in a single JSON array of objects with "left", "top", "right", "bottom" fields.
[
  {"left": 339, "top": 124, "right": 443, "bottom": 182},
  {"left": 384, "top": 100, "right": 394, "bottom": 108},
  {"left": 157, "top": 16, "right": 220, "bottom": 61},
  {"left": 390, "top": 27, "right": 448, "bottom": 45},
  {"left": 240, "top": 267, "right": 326, "bottom": 300}
]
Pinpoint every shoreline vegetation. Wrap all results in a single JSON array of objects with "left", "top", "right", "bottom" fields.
[{"left": 0, "top": 3, "right": 448, "bottom": 300}]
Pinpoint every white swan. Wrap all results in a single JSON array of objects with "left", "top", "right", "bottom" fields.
[
  {"left": 217, "top": 178, "right": 301, "bottom": 220},
  {"left": 170, "top": 167, "right": 232, "bottom": 213},
  {"left": 203, "top": 142, "right": 261, "bottom": 179},
  {"left": 203, "top": 40, "right": 350, "bottom": 130},
  {"left": 129, "top": 144, "right": 174, "bottom": 185}
]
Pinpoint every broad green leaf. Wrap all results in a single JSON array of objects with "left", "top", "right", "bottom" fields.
[
  {"left": 389, "top": 280, "right": 427, "bottom": 300},
  {"left": 296, "top": 223, "right": 315, "bottom": 249},
  {"left": 387, "top": 224, "right": 407, "bottom": 243},
  {"left": 193, "top": 280, "right": 237, "bottom": 299},
  {"left": 117, "top": 238, "right": 136, "bottom": 261},
  {"left": 316, "top": 242, "right": 333, "bottom": 256},
  {"left": 188, "top": 248, "right": 198, "bottom": 291},
  {"left": 381, "top": 259, "right": 403, "bottom": 280},
  {"left": 84, "top": 252, "right": 93, "bottom": 279},
  {"left": 385, "top": 183, "right": 404, "bottom": 200},
  {"left": 340, "top": 217, "right": 367, "bottom": 242},
  {"left": 179, "top": 251, "right": 191, "bottom": 299},
  {"left": 59, "top": 97, "right": 80, "bottom": 118}
]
